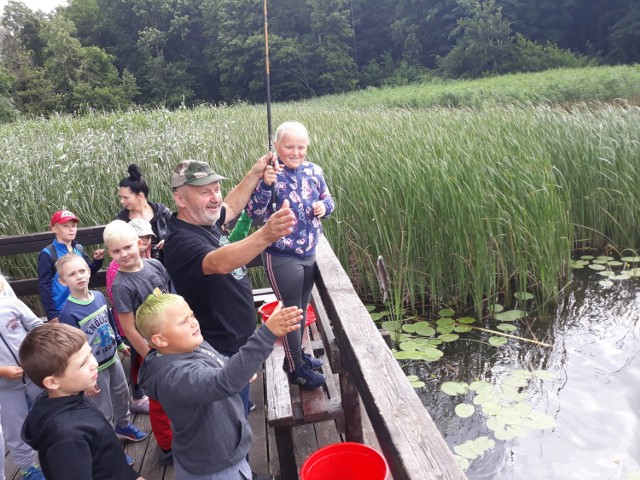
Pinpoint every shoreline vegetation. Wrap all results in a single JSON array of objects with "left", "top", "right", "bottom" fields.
[{"left": 1, "top": 65, "right": 639, "bottom": 316}]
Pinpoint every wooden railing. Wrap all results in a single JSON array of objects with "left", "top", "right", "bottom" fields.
[
  {"left": 313, "top": 237, "right": 465, "bottom": 479},
  {"left": 0, "top": 228, "right": 466, "bottom": 479}
]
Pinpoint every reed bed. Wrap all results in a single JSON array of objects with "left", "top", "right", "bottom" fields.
[{"left": 1, "top": 99, "right": 639, "bottom": 315}]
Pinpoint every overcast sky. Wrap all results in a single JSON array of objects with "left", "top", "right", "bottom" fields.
[{"left": 0, "top": 0, "right": 67, "bottom": 14}]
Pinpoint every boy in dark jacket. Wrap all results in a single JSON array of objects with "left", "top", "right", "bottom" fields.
[
  {"left": 136, "top": 293, "right": 301, "bottom": 480},
  {"left": 19, "top": 323, "right": 143, "bottom": 480},
  {"left": 37, "top": 210, "right": 104, "bottom": 322}
]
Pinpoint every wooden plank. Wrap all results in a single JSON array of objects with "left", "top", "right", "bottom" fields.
[
  {"left": 292, "top": 423, "right": 318, "bottom": 479},
  {"left": 310, "top": 288, "right": 340, "bottom": 372},
  {"left": 299, "top": 328, "right": 329, "bottom": 424},
  {"left": 274, "top": 427, "right": 297, "bottom": 480},
  {"left": 314, "top": 237, "right": 466, "bottom": 480},
  {"left": 0, "top": 225, "right": 106, "bottom": 257},
  {"left": 265, "top": 340, "right": 294, "bottom": 426}
]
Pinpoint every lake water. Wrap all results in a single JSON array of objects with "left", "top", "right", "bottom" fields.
[{"left": 407, "top": 269, "right": 640, "bottom": 479}]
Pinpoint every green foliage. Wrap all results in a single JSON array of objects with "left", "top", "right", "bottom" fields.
[
  {"left": 437, "top": 0, "right": 514, "bottom": 78},
  {"left": 509, "top": 33, "right": 594, "bottom": 72},
  {"left": 0, "top": 65, "right": 17, "bottom": 123}
]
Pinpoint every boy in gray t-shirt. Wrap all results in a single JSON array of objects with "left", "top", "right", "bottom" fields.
[{"left": 104, "top": 220, "right": 174, "bottom": 464}]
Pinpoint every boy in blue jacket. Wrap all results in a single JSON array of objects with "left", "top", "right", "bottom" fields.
[
  {"left": 137, "top": 293, "right": 301, "bottom": 480},
  {"left": 37, "top": 210, "right": 104, "bottom": 322}
]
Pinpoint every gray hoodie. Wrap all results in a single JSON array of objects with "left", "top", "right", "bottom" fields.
[
  {"left": 0, "top": 297, "right": 43, "bottom": 390},
  {"left": 139, "top": 325, "right": 277, "bottom": 475}
]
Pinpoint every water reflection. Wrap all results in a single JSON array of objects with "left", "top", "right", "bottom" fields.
[{"left": 408, "top": 270, "right": 640, "bottom": 479}]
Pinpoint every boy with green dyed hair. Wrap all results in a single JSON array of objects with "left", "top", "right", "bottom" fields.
[{"left": 136, "top": 293, "right": 302, "bottom": 480}]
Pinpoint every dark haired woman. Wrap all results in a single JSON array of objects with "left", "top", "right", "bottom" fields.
[{"left": 115, "top": 164, "right": 172, "bottom": 263}]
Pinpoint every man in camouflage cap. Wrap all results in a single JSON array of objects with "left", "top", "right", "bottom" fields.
[{"left": 163, "top": 156, "right": 294, "bottom": 421}]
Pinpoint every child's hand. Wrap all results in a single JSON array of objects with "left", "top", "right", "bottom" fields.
[
  {"left": 85, "top": 385, "right": 100, "bottom": 397},
  {"left": 0, "top": 366, "right": 23, "bottom": 379},
  {"left": 261, "top": 199, "right": 296, "bottom": 243},
  {"left": 264, "top": 302, "right": 302, "bottom": 338},
  {"left": 93, "top": 249, "right": 105, "bottom": 260},
  {"left": 312, "top": 201, "right": 326, "bottom": 218},
  {"left": 120, "top": 346, "right": 131, "bottom": 357},
  {"left": 156, "top": 239, "right": 165, "bottom": 250},
  {"left": 263, "top": 163, "right": 277, "bottom": 186}
]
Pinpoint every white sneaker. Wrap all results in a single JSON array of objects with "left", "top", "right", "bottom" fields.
[{"left": 129, "top": 395, "right": 150, "bottom": 414}]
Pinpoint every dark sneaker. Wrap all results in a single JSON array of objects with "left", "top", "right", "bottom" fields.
[
  {"left": 115, "top": 423, "right": 148, "bottom": 442},
  {"left": 302, "top": 348, "right": 323, "bottom": 370},
  {"left": 158, "top": 448, "right": 173, "bottom": 466},
  {"left": 288, "top": 364, "right": 325, "bottom": 389}
]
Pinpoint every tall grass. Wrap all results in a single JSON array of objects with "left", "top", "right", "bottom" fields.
[
  {"left": 1, "top": 72, "right": 639, "bottom": 315},
  {"left": 309, "top": 64, "right": 640, "bottom": 109}
]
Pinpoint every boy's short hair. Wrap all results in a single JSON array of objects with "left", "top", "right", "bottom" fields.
[
  {"left": 19, "top": 323, "right": 87, "bottom": 389},
  {"left": 136, "top": 293, "right": 185, "bottom": 341},
  {"left": 55, "top": 252, "right": 86, "bottom": 276},
  {"left": 103, "top": 219, "right": 138, "bottom": 248}
]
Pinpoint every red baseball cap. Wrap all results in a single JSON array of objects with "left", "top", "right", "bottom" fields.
[{"left": 50, "top": 210, "right": 80, "bottom": 226}]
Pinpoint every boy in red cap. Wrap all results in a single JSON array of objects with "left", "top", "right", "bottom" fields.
[{"left": 37, "top": 210, "right": 104, "bottom": 322}]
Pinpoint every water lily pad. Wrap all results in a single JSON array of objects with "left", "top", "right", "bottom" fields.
[
  {"left": 439, "top": 308, "right": 455, "bottom": 318},
  {"left": 588, "top": 264, "right": 606, "bottom": 271},
  {"left": 569, "top": 261, "right": 585, "bottom": 269},
  {"left": 494, "top": 310, "right": 526, "bottom": 322},
  {"left": 514, "top": 402, "right": 533, "bottom": 416},
  {"left": 457, "top": 316, "right": 476, "bottom": 324},
  {"left": 370, "top": 311, "right": 388, "bottom": 321},
  {"left": 454, "top": 325, "right": 473, "bottom": 333},
  {"left": 455, "top": 403, "right": 475, "bottom": 418},
  {"left": 486, "top": 416, "right": 505, "bottom": 431},
  {"left": 441, "top": 381, "right": 469, "bottom": 396},
  {"left": 469, "top": 380, "right": 492, "bottom": 392},
  {"left": 471, "top": 436, "right": 495, "bottom": 455},
  {"left": 421, "top": 349, "right": 444, "bottom": 361},
  {"left": 410, "top": 379, "right": 426, "bottom": 388},
  {"left": 497, "top": 323, "right": 517, "bottom": 332},
  {"left": 399, "top": 342, "right": 419, "bottom": 351},
  {"left": 436, "top": 318, "right": 456, "bottom": 327},
  {"left": 591, "top": 258, "right": 608, "bottom": 264},
  {"left": 402, "top": 323, "right": 417, "bottom": 333},
  {"left": 438, "top": 333, "right": 460, "bottom": 342},
  {"left": 406, "top": 375, "right": 419, "bottom": 382},
  {"left": 454, "top": 441, "right": 477, "bottom": 460},
  {"left": 629, "top": 268, "right": 640, "bottom": 277},
  {"left": 607, "top": 260, "right": 624, "bottom": 267},
  {"left": 598, "top": 270, "right": 615, "bottom": 277},
  {"left": 473, "top": 392, "right": 495, "bottom": 405},
  {"left": 437, "top": 325, "right": 455, "bottom": 335},
  {"left": 621, "top": 256, "right": 640, "bottom": 263},
  {"left": 365, "top": 305, "right": 376, "bottom": 312},
  {"left": 481, "top": 402, "right": 501, "bottom": 416},
  {"left": 523, "top": 412, "right": 556, "bottom": 429},
  {"left": 514, "top": 291, "right": 534, "bottom": 301},
  {"left": 488, "top": 304, "right": 504, "bottom": 313},
  {"left": 596, "top": 255, "right": 614, "bottom": 261},
  {"left": 489, "top": 336, "right": 508, "bottom": 347},
  {"left": 381, "top": 320, "right": 402, "bottom": 332},
  {"left": 598, "top": 280, "right": 614, "bottom": 287},
  {"left": 414, "top": 322, "right": 436, "bottom": 337},
  {"left": 580, "top": 255, "right": 595, "bottom": 260},
  {"left": 493, "top": 428, "right": 516, "bottom": 441},
  {"left": 611, "top": 274, "right": 631, "bottom": 280},
  {"left": 454, "top": 455, "right": 470, "bottom": 472}
]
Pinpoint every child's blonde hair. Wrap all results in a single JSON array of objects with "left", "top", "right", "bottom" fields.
[
  {"left": 102, "top": 219, "right": 138, "bottom": 248},
  {"left": 55, "top": 253, "right": 86, "bottom": 276},
  {"left": 274, "top": 121, "right": 309, "bottom": 145},
  {"left": 136, "top": 293, "right": 185, "bottom": 342}
]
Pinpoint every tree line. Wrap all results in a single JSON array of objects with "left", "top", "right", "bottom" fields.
[{"left": 0, "top": 0, "right": 638, "bottom": 120}]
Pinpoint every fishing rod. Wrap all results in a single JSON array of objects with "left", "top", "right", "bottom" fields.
[{"left": 263, "top": 0, "right": 277, "bottom": 213}]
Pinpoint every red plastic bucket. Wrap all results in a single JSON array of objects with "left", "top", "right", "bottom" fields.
[
  {"left": 258, "top": 301, "right": 316, "bottom": 325},
  {"left": 300, "top": 442, "right": 389, "bottom": 480}
]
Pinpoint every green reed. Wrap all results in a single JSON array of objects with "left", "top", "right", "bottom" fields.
[{"left": 1, "top": 94, "right": 639, "bottom": 316}]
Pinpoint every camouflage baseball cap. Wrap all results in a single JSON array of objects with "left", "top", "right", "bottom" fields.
[{"left": 171, "top": 160, "right": 227, "bottom": 188}]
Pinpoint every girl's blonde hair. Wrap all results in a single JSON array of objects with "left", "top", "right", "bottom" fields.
[
  {"left": 274, "top": 121, "right": 309, "bottom": 145},
  {"left": 0, "top": 274, "right": 16, "bottom": 297}
]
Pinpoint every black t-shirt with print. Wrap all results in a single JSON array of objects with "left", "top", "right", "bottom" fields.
[{"left": 163, "top": 208, "right": 255, "bottom": 353}]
